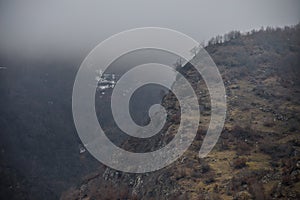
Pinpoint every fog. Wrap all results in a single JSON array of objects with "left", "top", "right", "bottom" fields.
[{"left": 0, "top": 0, "right": 299, "bottom": 61}]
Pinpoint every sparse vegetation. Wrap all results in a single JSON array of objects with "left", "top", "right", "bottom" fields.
[
  {"left": 62, "top": 23, "right": 300, "bottom": 200},
  {"left": 2, "top": 23, "right": 300, "bottom": 199}
]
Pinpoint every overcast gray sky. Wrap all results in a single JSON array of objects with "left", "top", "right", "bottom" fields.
[{"left": 0, "top": 0, "right": 299, "bottom": 59}]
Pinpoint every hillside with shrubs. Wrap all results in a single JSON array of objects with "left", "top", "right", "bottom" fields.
[{"left": 61, "top": 23, "right": 300, "bottom": 200}]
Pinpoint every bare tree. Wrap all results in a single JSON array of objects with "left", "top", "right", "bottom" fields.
[
  {"left": 173, "top": 57, "right": 184, "bottom": 70},
  {"left": 190, "top": 46, "right": 200, "bottom": 57}
]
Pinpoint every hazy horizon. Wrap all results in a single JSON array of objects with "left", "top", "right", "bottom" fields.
[{"left": 0, "top": 0, "right": 299, "bottom": 61}]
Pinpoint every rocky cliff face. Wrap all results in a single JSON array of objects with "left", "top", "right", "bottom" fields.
[{"left": 61, "top": 25, "right": 300, "bottom": 199}]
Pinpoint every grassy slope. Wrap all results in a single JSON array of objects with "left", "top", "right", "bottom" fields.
[{"left": 61, "top": 24, "right": 300, "bottom": 200}]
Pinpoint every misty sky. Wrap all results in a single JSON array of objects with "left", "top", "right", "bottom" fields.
[{"left": 0, "top": 0, "right": 299, "bottom": 60}]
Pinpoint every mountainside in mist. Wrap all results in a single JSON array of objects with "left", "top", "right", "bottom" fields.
[
  {"left": 61, "top": 24, "right": 300, "bottom": 200},
  {"left": 0, "top": 24, "right": 299, "bottom": 200}
]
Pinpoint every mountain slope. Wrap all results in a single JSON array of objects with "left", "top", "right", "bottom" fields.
[{"left": 61, "top": 24, "right": 300, "bottom": 200}]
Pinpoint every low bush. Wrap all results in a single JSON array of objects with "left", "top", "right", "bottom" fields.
[{"left": 233, "top": 157, "right": 247, "bottom": 169}]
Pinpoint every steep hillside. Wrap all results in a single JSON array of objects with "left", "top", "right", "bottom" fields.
[{"left": 61, "top": 24, "right": 300, "bottom": 200}]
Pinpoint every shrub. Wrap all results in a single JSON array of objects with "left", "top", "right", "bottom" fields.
[
  {"left": 201, "top": 163, "right": 211, "bottom": 173},
  {"left": 204, "top": 177, "right": 215, "bottom": 185},
  {"left": 235, "top": 141, "right": 251, "bottom": 156},
  {"left": 233, "top": 157, "right": 247, "bottom": 169},
  {"left": 249, "top": 181, "right": 266, "bottom": 200}
]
